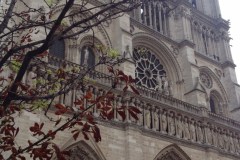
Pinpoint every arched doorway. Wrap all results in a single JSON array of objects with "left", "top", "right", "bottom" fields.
[
  {"left": 154, "top": 144, "right": 191, "bottom": 160},
  {"left": 64, "top": 141, "right": 105, "bottom": 160}
]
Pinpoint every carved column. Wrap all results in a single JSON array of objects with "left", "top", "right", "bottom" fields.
[
  {"left": 168, "top": 112, "right": 175, "bottom": 136},
  {"left": 163, "top": 7, "right": 167, "bottom": 36},
  {"left": 160, "top": 110, "right": 168, "bottom": 134},
  {"left": 183, "top": 117, "right": 190, "bottom": 140},
  {"left": 143, "top": 104, "right": 150, "bottom": 129},
  {"left": 153, "top": 107, "right": 160, "bottom": 131},
  {"left": 123, "top": 96, "right": 130, "bottom": 123},
  {"left": 218, "top": 128, "right": 224, "bottom": 149},
  {"left": 158, "top": 3, "right": 163, "bottom": 34},
  {"left": 153, "top": 1, "right": 157, "bottom": 30},
  {"left": 189, "top": 119, "right": 196, "bottom": 142},
  {"left": 229, "top": 132, "right": 235, "bottom": 153},
  {"left": 113, "top": 95, "right": 118, "bottom": 121},
  {"left": 143, "top": 3, "right": 147, "bottom": 25},
  {"left": 212, "top": 127, "right": 218, "bottom": 147},
  {"left": 176, "top": 114, "right": 183, "bottom": 139},
  {"left": 138, "top": 101, "right": 144, "bottom": 126},
  {"left": 116, "top": 96, "right": 123, "bottom": 121},
  {"left": 148, "top": 1, "right": 152, "bottom": 28},
  {"left": 223, "top": 130, "right": 230, "bottom": 151},
  {"left": 150, "top": 106, "right": 155, "bottom": 130},
  {"left": 234, "top": 134, "right": 240, "bottom": 154},
  {"left": 129, "top": 97, "right": 136, "bottom": 123},
  {"left": 196, "top": 121, "right": 203, "bottom": 144}
]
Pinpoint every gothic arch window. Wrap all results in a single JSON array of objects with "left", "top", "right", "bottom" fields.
[
  {"left": 80, "top": 45, "right": 95, "bottom": 68},
  {"left": 63, "top": 141, "right": 104, "bottom": 160},
  {"left": 133, "top": 47, "right": 168, "bottom": 90},
  {"left": 49, "top": 38, "right": 65, "bottom": 59},
  {"left": 154, "top": 144, "right": 191, "bottom": 160},
  {"left": 209, "top": 90, "right": 223, "bottom": 114}
]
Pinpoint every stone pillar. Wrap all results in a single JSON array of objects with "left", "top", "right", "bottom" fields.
[
  {"left": 160, "top": 110, "right": 168, "bottom": 134},
  {"left": 168, "top": 112, "right": 175, "bottom": 136},
  {"left": 176, "top": 114, "right": 183, "bottom": 139}
]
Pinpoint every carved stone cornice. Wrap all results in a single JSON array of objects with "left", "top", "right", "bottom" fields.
[
  {"left": 221, "top": 60, "right": 236, "bottom": 69},
  {"left": 178, "top": 39, "right": 195, "bottom": 48}
]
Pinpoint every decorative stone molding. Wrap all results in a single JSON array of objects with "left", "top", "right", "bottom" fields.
[
  {"left": 153, "top": 144, "right": 191, "bottom": 160},
  {"left": 30, "top": 56, "right": 240, "bottom": 158}
]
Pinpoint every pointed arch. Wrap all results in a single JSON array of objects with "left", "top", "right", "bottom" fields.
[
  {"left": 210, "top": 90, "right": 224, "bottom": 114},
  {"left": 154, "top": 144, "right": 191, "bottom": 160},
  {"left": 133, "top": 32, "right": 182, "bottom": 84},
  {"left": 133, "top": 32, "right": 184, "bottom": 99},
  {"left": 64, "top": 140, "right": 106, "bottom": 160},
  {"left": 51, "top": 4, "right": 112, "bottom": 48},
  {"left": 199, "top": 66, "right": 228, "bottom": 103}
]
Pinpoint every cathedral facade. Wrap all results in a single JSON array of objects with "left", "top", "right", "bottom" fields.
[{"left": 5, "top": 0, "right": 240, "bottom": 160}]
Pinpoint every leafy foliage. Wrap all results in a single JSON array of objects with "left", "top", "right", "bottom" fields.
[{"left": 0, "top": 0, "right": 142, "bottom": 159}]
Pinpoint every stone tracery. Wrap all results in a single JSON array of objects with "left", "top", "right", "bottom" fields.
[
  {"left": 154, "top": 144, "right": 191, "bottom": 160},
  {"left": 63, "top": 141, "right": 103, "bottom": 160},
  {"left": 133, "top": 47, "right": 172, "bottom": 94}
]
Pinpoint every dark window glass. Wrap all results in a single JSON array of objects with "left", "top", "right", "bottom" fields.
[
  {"left": 210, "top": 97, "right": 216, "bottom": 113},
  {"left": 49, "top": 39, "right": 65, "bottom": 59}
]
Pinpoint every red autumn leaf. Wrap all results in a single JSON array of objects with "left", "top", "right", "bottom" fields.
[
  {"left": 15, "top": 127, "right": 19, "bottom": 137},
  {"left": 128, "top": 75, "right": 135, "bottom": 83},
  {"left": 55, "top": 118, "right": 62, "bottom": 126},
  {"left": 73, "top": 131, "right": 80, "bottom": 140},
  {"left": 18, "top": 155, "right": 26, "bottom": 160},
  {"left": 92, "top": 126, "right": 101, "bottom": 142},
  {"left": 55, "top": 104, "right": 68, "bottom": 115},
  {"left": 86, "top": 114, "right": 94, "bottom": 123},
  {"left": 84, "top": 91, "right": 93, "bottom": 99},
  {"left": 74, "top": 99, "right": 83, "bottom": 106},
  {"left": 123, "top": 86, "right": 128, "bottom": 92},
  {"left": 82, "top": 123, "right": 90, "bottom": 132},
  {"left": 29, "top": 123, "right": 45, "bottom": 136},
  {"left": 119, "top": 75, "right": 128, "bottom": 82},
  {"left": 129, "top": 106, "right": 141, "bottom": 114},
  {"left": 47, "top": 130, "right": 56, "bottom": 139},
  {"left": 108, "top": 66, "right": 114, "bottom": 74},
  {"left": 52, "top": 144, "right": 69, "bottom": 160},
  {"left": 82, "top": 131, "right": 89, "bottom": 140},
  {"left": 117, "top": 70, "right": 124, "bottom": 76},
  {"left": 117, "top": 110, "right": 126, "bottom": 121},
  {"left": 128, "top": 109, "right": 139, "bottom": 121},
  {"left": 37, "top": 50, "right": 48, "bottom": 58},
  {"left": 107, "top": 110, "right": 114, "bottom": 120},
  {"left": 130, "top": 85, "right": 140, "bottom": 95},
  {"left": 19, "top": 83, "right": 30, "bottom": 91}
]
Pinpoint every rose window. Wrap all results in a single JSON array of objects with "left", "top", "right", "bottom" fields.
[
  {"left": 133, "top": 47, "right": 166, "bottom": 89},
  {"left": 200, "top": 72, "right": 212, "bottom": 89}
]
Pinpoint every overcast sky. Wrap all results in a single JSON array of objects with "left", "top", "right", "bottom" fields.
[{"left": 219, "top": 0, "right": 240, "bottom": 83}]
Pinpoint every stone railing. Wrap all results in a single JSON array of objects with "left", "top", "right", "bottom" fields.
[
  {"left": 27, "top": 56, "right": 240, "bottom": 158},
  {"left": 47, "top": 55, "right": 113, "bottom": 86},
  {"left": 56, "top": 82, "right": 240, "bottom": 158}
]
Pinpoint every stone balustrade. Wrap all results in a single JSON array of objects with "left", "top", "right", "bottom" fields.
[
  {"left": 26, "top": 56, "right": 240, "bottom": 157},
  {"left": 59, "top": 83, "right": 240, "bottom": 157}
]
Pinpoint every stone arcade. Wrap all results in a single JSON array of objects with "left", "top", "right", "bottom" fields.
[{"left": 5, "top": 0, "right": 240, "bottom": 160}]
